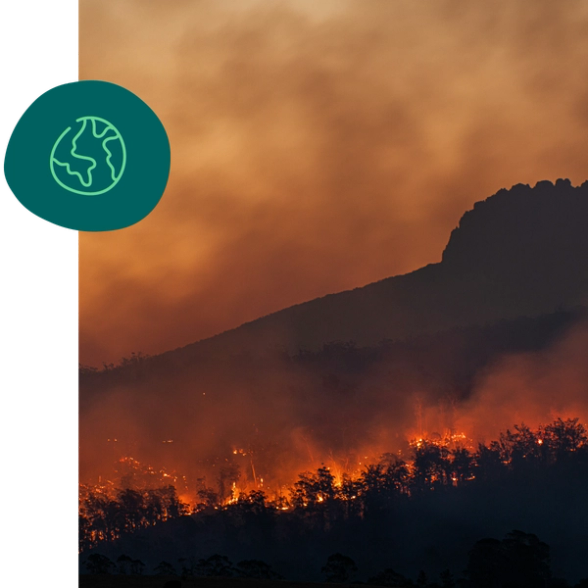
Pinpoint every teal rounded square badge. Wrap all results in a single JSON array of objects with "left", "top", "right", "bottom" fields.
[{"left": 4, "top": 80, "right": 171, "bottom": 231}]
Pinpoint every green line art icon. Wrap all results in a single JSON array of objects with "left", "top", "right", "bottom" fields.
[
  {"left": 50, "top": 116, "right": 127, "bottom": 196},
  {"left": 4, "top": 81, "right": 170, "bottom": 231}
]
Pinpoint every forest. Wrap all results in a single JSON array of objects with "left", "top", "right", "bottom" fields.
[{"left": 80, "top": 417, "right": 588, "bottom": 587}]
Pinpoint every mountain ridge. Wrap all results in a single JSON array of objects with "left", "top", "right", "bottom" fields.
[
  {"left": 80, "top": 178, "right": 588, "bottom": 371},
  {"left": 153, "top": 178, "right": 588, "bottom": 364}
]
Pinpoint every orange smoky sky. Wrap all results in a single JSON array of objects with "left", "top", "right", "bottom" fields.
[{"left": 79, "top": 0, "right": 588, "bottom": 367}]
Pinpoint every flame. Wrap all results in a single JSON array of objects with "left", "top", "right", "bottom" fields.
[{"left": 81, "top": 417, "right": 588, "bottom": 526}]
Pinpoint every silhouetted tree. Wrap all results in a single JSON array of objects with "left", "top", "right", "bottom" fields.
[
  {"left": 195, "top": 486, "right": 219, "bottom": 512},
  {"left": 158, "top": 485, "right": 188, "bottom": 519},
  {"left": 440, "top": 569, "right": 456, "bottom": 588},
  {"left": 233, "top": 489, "right": 267, "bottom": 516},
  {"left": 544, "top": 418, "right": 588, "bottom": 460},
  {"left": 361, "top": 463, "right": 388, "bottom": 497},
  {"left": 79, "top": 489, "right": 115, "bottom": 547},
  {"left": 115, "top": 491, "right": 135, "bottom": 532},
  {"left": 177, "top": 557, "right": 194, "bottom": 578},
  {"left": 502, "top": 530, "right": 550, "bottom": 588},
  {"left": 236, "top": 559, "right": 281, "bottom": 579},
  {"left": 85, "top": 553, "right": 115, "bottom": 574},
  {"left": 474, "top": 441, "right": 505, "bottom": 482},
  {"left": 450, "top": 447, "right": 473, "bottom": 483},
  {"left": 195, "top": 554, "right": 234, "bottom": 577},
  {"left": 412, "top": 442, "right": 450, "bottom": 490},
  {"left": 500, "top": 424, "right": 543, "bottom": 468},
  {"left": 322, "top": 553, "right": 358, "bottom": 583},
  {"left": 338, "top": 473, "right": 363, "bottom": 518},
  {"left": 130, "top": 559, "right": 145, "bottom": 575},
  {"left": 466, "top": 531, "right": 551, "bottom": 588},
  {"left": 381, "top": 455, "right": 410, "bottom": 494},
  {"left": 292, "top": 467, "right": 338, "bottom": 508},
  {"left": 116, "top": 554, "right": 133, "bottom": 574},
  {"left": 154, "top": 561, "right": 176, "bottom": 575},
  {"left": 316, "top": 466, "right": 338, "bottom": 501}
]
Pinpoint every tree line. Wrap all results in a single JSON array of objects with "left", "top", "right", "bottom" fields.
[
  {"left": 83, "top": 530, "right": 588, "bottom": 587},
  {"left": 80, "top": 418, "right": 588, "bottom": 586}
]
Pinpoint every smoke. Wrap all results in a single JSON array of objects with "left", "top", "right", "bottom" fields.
[
  {"left": 79, "top": 313, "right": 588, "bottom": 504},
  {"left": 80, "top": 0, "right": 588, "bottom": 366},
  {"left": 454, "top": 320, "right": 588, "bottom": 444}
]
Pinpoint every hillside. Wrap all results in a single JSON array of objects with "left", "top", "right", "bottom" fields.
[{"left": 153, "top": 178, "right": 588, "bottom": 364}]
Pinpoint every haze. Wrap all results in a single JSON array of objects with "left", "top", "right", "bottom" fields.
[{"left": 80, "top": 0, "right": 588, "bottom": 366}]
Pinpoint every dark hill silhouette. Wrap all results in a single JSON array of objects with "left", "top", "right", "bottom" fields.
[{"left": 159, "top": 178, "right": 588, "bottom": 364}]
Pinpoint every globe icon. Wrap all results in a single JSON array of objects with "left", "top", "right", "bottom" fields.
[
  {"left": 6, "top": 80, "right": 170, "bottom": 230},
  {"left": 50, "top": 115, "right": 126, "bottom": 195}
]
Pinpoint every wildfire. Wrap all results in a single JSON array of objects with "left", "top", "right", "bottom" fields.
[
  {"left": 409, "top": 431, "right": 471, "bottom": 450},
  {"left": 227, "top": 482, "right": 240, "bottom": 505},
  {"left": 81, "top": 417, "right": 588, "bottom": 530}
]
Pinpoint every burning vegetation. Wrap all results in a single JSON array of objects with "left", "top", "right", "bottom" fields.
[
  {"left": 79, "top": 417, "right": 586, "bottom": 552},
  {"left": 78, "top": 313, "right": 588, "bottom": 581}
]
